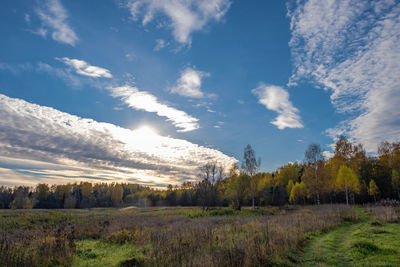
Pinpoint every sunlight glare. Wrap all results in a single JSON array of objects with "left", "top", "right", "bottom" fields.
[{"left": 134, "top": 125, "right": 159, "bottom": 137}]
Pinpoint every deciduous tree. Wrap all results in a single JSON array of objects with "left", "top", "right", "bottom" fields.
[
  {"left": 226, "top": 174, "right": 250, "bottom": 210},
  {"left": 111, "top": 184, "right": 123, "bottom": 206},
  {"left": 242, "top": 145, "right": 261, "bottom": 210},
  {"left": 336, "top": 166, "right": 360, "bottom": 205},
  {"left": 304, "top": 143, "right": 324, "bottom": 205},
  {"left": 392, "top": 169, "right": 400, "bottom": 199},
  {"left": 368, "top": 179, "right": 379, "bottom": 203}
]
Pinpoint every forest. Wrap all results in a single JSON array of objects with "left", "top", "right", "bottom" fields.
[{"left": 1, "top": 136, "right": 400, "bottom": 210}]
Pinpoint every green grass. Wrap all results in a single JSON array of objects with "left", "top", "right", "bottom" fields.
[
  {"left": 300, "top": 208, "right": 400, "bottom": 267},
  {"left": 72, "top": 239, "right": 146, "bottom": 267}
]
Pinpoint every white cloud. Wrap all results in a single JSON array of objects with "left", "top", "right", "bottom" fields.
[
  {"left": 109, "top": 85, "right": 199, "bottom": 132},
  {"left": 126, "top": 0, "right": 231, "bottom": 44},
  {"left": 252, "top": 83, "right": 303, "bottom": 130},
  {"left": 35, "top": 0, "right": 78, "bottom": 46},
  {"left": 58, "top": 57, "right": 112, "bottom": 78},
  {"left": 170, "top": 67, "right": 209, "bottom": 98},
  {"left": 154, "top": 39, "right": 166, "bottom": 51},
  {"left": 0, "top": 94, "right": 236, "bottom": 186},
  {"left": 289, "top": 0, "right": 400, "bottom": 151},
  {"left": 322, "top": 150, "right": 334, "bottom": 159}
]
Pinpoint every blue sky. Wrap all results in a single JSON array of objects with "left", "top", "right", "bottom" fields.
[{"left": 0, "top": 0, "right": 399, "bottom": 187}]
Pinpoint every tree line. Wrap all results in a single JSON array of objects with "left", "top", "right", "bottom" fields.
[{"left": 1, "top": 136, "right": 400, "bottom": 209}]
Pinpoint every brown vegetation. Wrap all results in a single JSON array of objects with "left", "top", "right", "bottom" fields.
[{"left": 0, "top": 205, "right": 357, "bottom": 266}]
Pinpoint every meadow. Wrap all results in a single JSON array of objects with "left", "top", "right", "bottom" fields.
[{"left": 1, "top": 204, "right": 399, "bottom": 267}]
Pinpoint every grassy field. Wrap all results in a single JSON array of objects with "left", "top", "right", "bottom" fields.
[
  {"left": 300, "top": 207, "right": 400, "bottom": 266},
  {"left": 0, "top": 205, "right": 398, "bottom": 266}
]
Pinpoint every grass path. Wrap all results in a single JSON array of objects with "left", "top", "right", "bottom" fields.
[{"left": 300, "top": 208, "right": 400, "bottom": 267}]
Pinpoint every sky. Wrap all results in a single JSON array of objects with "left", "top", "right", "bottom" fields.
[{"left": 0, "top": 0, "right": 399, "bottom": 187}]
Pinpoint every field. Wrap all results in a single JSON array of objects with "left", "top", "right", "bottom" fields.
[{"left": 0, "top": 205, "right": 399, "bottom": 267}]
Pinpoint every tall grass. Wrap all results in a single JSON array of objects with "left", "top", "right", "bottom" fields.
[
  {"left": 365, "top": 205, "right": 400, "bottom": 223},
  {"left": 0, "top": 205, "right": 357, "bottom": 266}
]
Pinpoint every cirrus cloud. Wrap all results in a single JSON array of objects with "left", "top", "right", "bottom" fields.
[{"left": 288, "top": 0, "right": 400, "bottom": 152}]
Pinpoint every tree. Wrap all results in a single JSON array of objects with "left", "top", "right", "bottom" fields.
[
  {"left": 10, "top": 186, "right": 34, "bottom": 209},
  {"left": 336, "top": 166, "right": 360, "bottom": 205},
  {"left": 64, "top": 192, "right": 77, "bottom": 209},
  {"left": 392, "top": 169, "right": 400, "bottom": 199},
  {"left": 36, "top": 184, "right": 50, "bottom": 201},
  {"left": 242, "top": 144, "right": 261, "bottom": 210},
  {"left": 276, "top": 163, "right": 302, "bottom": 186},
  {"left": 111, "top": 184, "right": 123, "bottom": 206},
  {"left": 289, "top": 182, "right": 308, "bottom": 204},
  {"left": 79, "top": 182, "right": 95, "bottom": 208},
  {"left": 304, "top": 144, "right": 324, "bottom": 205},
  {"left": 226, "top": 174, "right": 250, "bottom": 210},
  {"left": 368, "top": 179, "right": 380, "bottom": 203},
  {"left": 286, "top": 180, "right": 294, "bottom": 198},
  {"left": 197, "top": 161, "right": 224, "bottom": 211},
  {"left": 0, "top": 186, "right": 13, "bottom": 209},
  {"left": 334, "top": 136, "right": 353, "bottom": 164},
  {"left": 229, "top": 163, "right": 240, "bottom": 177},
  {"left": 257, "top": 173, "right": 273, "bottom": 206}
]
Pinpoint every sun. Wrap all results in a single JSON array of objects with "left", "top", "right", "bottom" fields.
[{"left": 134, "top": 125, "right": 159, "bottom": 136}]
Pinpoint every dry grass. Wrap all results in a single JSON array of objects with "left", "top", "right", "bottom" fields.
[
  {"left": 0, "top": 205, "right": 358, "bottom": 266},
  {"left": 365, "top": 205, "right": 400, "bottom": 223}
]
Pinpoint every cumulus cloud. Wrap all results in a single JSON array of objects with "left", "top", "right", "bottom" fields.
[
  {"left": 252, "top": 84, "right": 303, "bottom": 130},
  {"left": 170, "top": 67, "right": 209, "bottom": 98},
  {"left": 35, "top": 0, "right": 78, "bottom": 46},
  {"left": 109, "top": 86, "right": 199, "bottom": 132},
  {"left": 126, "top": 0, "right": 231, "bottom": 44},
  {"left": 288, "top": 0, "right": 400, "bottom": 152},
  {"left": 57, "top": 57, "right": 112, "bottom": 78},
  {"left": 0, "top": 94, "right": 236, "bottom": 186}
]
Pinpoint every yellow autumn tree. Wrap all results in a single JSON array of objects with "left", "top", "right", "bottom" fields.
[
  {"left": 368, "top": 179, "right": 380, "bottom": 203},
  {"left": 289, "top": 181, "right": 308, "bottom": 204},
  {"left": 336, "top": 166, "right": 360, "bottom": 205},
  {"left": 276, "top": 163, "right": 302, "bottom": 186},
  {"left": 286, "top": 180, "right": 294, "bottom": 197}
]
